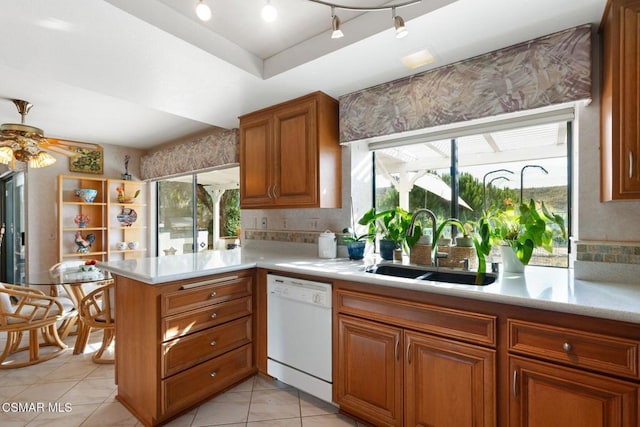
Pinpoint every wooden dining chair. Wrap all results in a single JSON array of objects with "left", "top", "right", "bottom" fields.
[
  {"left": 0, "top": 283, "right": 67, "bottom": 368},
  {"left": 78, "top": 282, "right": 115, "bottom": 363}
]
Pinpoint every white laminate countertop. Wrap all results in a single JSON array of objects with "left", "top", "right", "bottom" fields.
[{"left": 98, "top": 248, "right": 640, "bottom": 324}]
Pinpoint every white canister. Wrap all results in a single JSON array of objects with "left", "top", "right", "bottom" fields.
[{"left": 318, "top": 230, "right": 337, "bottom": 259}]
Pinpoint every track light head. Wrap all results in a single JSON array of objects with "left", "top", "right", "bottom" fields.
[
  {"left": 195, "top": 0, "right": 212, "bottom": 21},
  {"left": 262, "top": 0, "right": 277, "bottom": 22},
  {"left": 331, "top": 8, "right": 343, "bottom": 39},
  {"left": 392, "top": 7, "right": 408, "bottom": 39}
]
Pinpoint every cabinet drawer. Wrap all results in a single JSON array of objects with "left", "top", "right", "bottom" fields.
[
  {"left": 336, "top": 289, "right": 495, "bottom": 346},
  {"left": 161, "top": 315, "right": 252, "bottom": 378},
  {"left": 508, "top": 319, "right": 640, "bottom": 379},
  {"left": 162, "top": 296, "right": 252, "bottom": 341},
  {"left": 161, "top": 274, "right": 252, "bottom": 316},
  {"left": 162, "top": 343, "right": 253, "bottom": 415}
]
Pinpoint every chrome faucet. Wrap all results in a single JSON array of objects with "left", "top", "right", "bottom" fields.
[{"left": 406, "top": 209, "right": 438, "bottom": 265}]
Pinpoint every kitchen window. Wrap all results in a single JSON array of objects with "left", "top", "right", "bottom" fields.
[
  {"left": 372, "top": 111, "right": 571, "bottom": 268},
  {"left": 156, "top": 166, "right": 240, "bottom": 256}
]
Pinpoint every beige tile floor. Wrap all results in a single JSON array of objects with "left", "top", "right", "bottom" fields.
[{"left": 0, "top": 331, "right": 365, "bottom": 427}]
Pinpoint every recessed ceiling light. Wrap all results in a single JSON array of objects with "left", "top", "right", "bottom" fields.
[{"left": 401, "top": 49, "right": 435, "bottom": 69}]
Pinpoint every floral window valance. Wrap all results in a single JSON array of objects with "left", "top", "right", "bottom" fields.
[{"left": 339, "top": 24, "right": 592, "bottom": 143}]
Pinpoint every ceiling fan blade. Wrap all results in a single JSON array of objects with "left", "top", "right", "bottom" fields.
[
  {"left": 45, "top": 144, "right": 82, "bottom": 157},
  {"left": 46, "top": 138, "right": 101, "bottom": 150}
]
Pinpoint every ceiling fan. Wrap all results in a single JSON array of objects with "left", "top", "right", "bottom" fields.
[{"left": 0, "top": 99, "right": 100, "bottom": 169}]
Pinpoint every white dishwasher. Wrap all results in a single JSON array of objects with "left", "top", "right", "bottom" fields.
[{"left": 267, "top": 273, "right": 333, "bottom": 403}]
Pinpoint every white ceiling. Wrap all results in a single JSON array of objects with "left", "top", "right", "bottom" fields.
[{"left": 0, "top": 0, "right": 606, "bottom": 151}]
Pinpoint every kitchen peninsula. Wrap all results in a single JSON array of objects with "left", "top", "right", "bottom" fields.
[{"left": 100, "top": 249, "right": 640, "bottom": 426}]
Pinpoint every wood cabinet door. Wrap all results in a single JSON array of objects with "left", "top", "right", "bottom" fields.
[
  {"left": 272, "top": 99, "right": 318, "bottom": 207},
  {"left": 618, "top": 1, "right": 640, "bottom": 196},
  {"left": 336, "top": 315, "right": 403, "bottom": 427},
  {"left": 405, "top": 331, "right": 496, "bottom": 427},
  {"left": 601, "top": 0, "right": 640, "bottom": 199},
  {"left": 509, "top": 356, "right": 638, "bottom": 427},
  {"left": 240, "top": 113, "right": 273, "bottom": 207}
]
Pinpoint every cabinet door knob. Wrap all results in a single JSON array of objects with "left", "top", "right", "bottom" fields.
[
  {"left": 562, "top": 342, "right": 572, "bottom": 352},
  {"left": 512, "top": 370, "right": 518, "bottom": 397},
  {"left": 210, "top": 312, "right": 217, "bottom": 319},
  {"left": 210, "top": 291, "right": 217, "bottom": 298},
  {"left": 210, "top": 340, "right": 217, "bottom": 346},
  {"left": 210, "top": 371, "right": 217, "bottom": 378},
  {"left": 406, "top": 343, "right": 411, "bottom": 364}
]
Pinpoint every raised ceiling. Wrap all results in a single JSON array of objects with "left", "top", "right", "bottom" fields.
[{"left": 0, "top": 0, "right": 606, "bottom": 150}]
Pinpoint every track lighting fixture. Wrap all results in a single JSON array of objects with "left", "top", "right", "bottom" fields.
[
  {"left": 392, "top": 7, "right": 408, "bottom": 39},
  {"left": 331, "top": 7, "right": 344, "bottom": 39},
  {"left": 307, "top": 0, "right": 421, "bottom": 39},
  {"left": 261, "top": 0, "right": 277, "bottom": 23},
  {"left": 195, "top": 0, "right": 212, "bottom": 22}
]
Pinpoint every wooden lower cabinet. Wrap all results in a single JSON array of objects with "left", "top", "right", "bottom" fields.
[
  {"left": 509, "top": 356, "right": 638, "bottom": 427},
  {"left": 115, "top": 270, "right": 256, "bottom": 426},
  {"left": 405, "top": 331, "right": 495, "bottom": 427},
  {"left": 337, "top": 316, "right": 403, "bottom": 426},
  {"left": 336, "top": 314, "right": 495, "bottom": 427}
]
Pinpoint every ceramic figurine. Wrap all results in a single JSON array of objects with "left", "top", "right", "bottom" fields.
[{"left": 75, "top": 231, "right": 96, "bottom": 253}]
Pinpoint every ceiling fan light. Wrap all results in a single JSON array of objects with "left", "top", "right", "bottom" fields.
[
  {"left": 261, "top": 1, "right": 277, "bottom": 22},
  {"left": 28, "top": 151, "right": 56, "bottom": 168},
  {"left": 0, "top": 147, "right": 13, "bottom": 164},
  {"left": 195, "top": 0, "right": 212, "bottom": 21},
  {"left": 331, "top": 9, "right": 343, "bottom": 39}
]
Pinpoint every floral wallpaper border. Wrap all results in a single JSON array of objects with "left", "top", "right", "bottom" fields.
[
  {"left": 339, "top": 24, "right": 592, "bottom": 142},
  {"left": 140, "top": 128, "right": 239, "bottom": 180}
]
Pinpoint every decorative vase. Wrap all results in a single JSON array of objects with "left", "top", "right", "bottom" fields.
[
  {"left": 500, "top": 245, "right": 525, "bottom": 273},
  {"left": 379, "top": 239, "right": 396, "bottom": 261},
  {"left": 347, "top": 241, "right": 366, "bottom": 260}
]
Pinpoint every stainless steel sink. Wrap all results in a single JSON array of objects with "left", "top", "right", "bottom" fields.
[{"left": 365, "top": 264, "right": 497, "bottom": 286}]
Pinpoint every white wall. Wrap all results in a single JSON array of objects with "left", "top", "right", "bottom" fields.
[{"left": 25, "top": 144, "right": 145, "bottom": 281}]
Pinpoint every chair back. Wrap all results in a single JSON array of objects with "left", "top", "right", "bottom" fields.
[{"left": 80, "top": 282, "right": 115, "bottom": 329}]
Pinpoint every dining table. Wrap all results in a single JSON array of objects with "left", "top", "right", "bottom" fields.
[{"left": 29, "top": 267, "right": 114, "bottom": 354}]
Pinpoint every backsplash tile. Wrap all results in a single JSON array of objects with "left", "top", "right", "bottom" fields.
[
  {"left": 244, "top": 230, "right": 321, "bottom": 244},
  {"left": 576, "top": 242, "right": 640, "bottom": 265}
]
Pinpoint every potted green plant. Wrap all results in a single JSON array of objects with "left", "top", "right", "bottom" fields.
[
  {"left": 358, "top": 207, "right": 422, "bottom": 260},
  {"left": 486, "top": 198, "right": 566, "bottom": 272},
  {"left": 341, "top": 227, "right": 372, "bottom": 260}
]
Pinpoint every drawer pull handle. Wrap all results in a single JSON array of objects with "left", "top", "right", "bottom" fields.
[
  {"left": 210, "top": 312, "right": 217, "bottom": 319},
  {"left": 180, "top": 275, "right": 239, "bottom": 290},
  {"left": 210, "top": 371, "right": 217, "bottom": 378},
  {"left": 210, "top": 291, "right": 217, "bottom": 298},
  {"left": 562, "top": 342, "right": 572, "bottom": 352},
  {"left": 210, "top": 340, "right": 217, "bottom": 346}
]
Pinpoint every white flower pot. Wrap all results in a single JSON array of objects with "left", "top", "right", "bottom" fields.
[{"left": 500, "top": 245, "right": 525, "bottom": 273}]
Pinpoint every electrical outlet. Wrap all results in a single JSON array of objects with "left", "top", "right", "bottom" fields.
[
  {"left": 283, "top": 218, "right": 288, "bottom": 229},
  {"left": 261, "top": 217, "right": 267, "bottom": 229}
]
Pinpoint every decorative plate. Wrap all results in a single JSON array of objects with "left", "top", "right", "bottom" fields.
[{"left": 117, "top": 208, "right": 137, "bottom": 227}]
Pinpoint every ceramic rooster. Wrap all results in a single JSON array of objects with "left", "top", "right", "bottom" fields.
[{"left": 75, "top": 231, "right": 96, "bottom": 254}]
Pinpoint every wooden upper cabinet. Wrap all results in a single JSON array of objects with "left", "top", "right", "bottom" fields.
[
  {"left": 239, "top": 91, "right": 341, "bottom": 209},
  {"left": 600, "top": 0, "right": 640, "bottom": 200}
]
